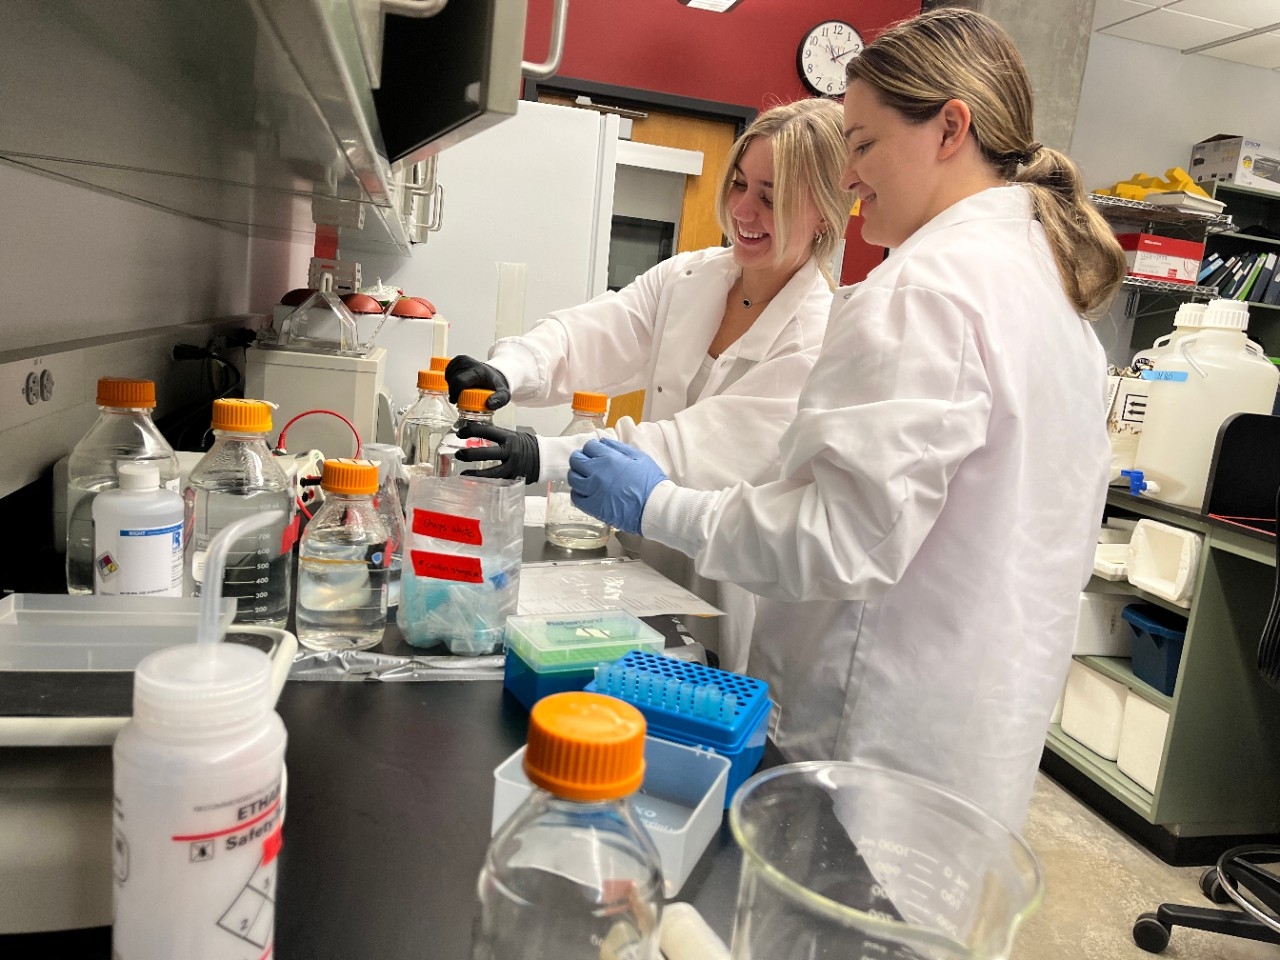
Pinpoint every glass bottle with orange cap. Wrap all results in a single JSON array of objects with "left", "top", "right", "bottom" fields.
[
  {"left": 473, "top": 692, "right": 663, "bottom": 960},
  {"left": 296, "top": 458, "right": 390, "bottom": 651},
  {"left": 66, "top": 377, "right": 180, "bottom": 595},
  {"left": 546, "top": 392, "right": 611, "bottom": 550},
  {"left": 397, "top": 368, "right": 456, "bottom": 474},
  {"left": 436, "top": 389, "right": 500, "bottom": 478},
  {"left": 185, "top": 399, "right": 295, "bottom": 627}
]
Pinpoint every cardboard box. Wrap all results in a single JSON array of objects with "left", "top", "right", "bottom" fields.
[
  {"left": 1190, "top": 135, "right": 1280, "bottom": 197},
  {"left": 1116, "top": 233, "right": 1205, "bottom": 285}
]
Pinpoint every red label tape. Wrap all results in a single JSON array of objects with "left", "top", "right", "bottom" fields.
[
  {"left": 410, "top": 550, "right": 483, "bottom": 583},
  {"left": 412, "top": 509, "right": 482, "bottom": 546}
]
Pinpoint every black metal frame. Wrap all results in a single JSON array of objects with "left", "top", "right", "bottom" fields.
[{"left": 521, "top": 77, "right": 757, "bottom": 138}]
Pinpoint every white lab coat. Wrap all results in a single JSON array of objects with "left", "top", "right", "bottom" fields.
[
  {"left": 644, "top": 187, "right": 1110, "bottom": 828},
  {"left": 488, "top": 246, "right": 832, "bottom": 670}
]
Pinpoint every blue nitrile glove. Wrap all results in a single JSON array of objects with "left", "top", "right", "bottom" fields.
[
  {"left": 455, "top": 421, "right": 540, "bottom": 483},
  {"left": 567, "top": 438, "right": 667, "bottom": 536},
  {"left": 444, "top": 355, "right": 510, "bottom": 409}
]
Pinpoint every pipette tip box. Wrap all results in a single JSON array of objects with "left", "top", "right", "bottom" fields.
[
  {"left": 501, "top": 610, "right": 664, "bottom": 711},
  {"left": 586, "top": 650, "right": 771, "bottom": 805}
]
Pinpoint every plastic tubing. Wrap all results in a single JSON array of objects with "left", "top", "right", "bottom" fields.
[{"left": 196, "top": 510, "right": 286, "bottom": 646}]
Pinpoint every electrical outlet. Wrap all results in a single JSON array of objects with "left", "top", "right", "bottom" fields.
[{"left": 0, "top": 354, "right": 83, "bottom": 431}]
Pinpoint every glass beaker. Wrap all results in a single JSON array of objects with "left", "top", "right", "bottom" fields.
[{"left": 729, "top": 762, "right": 1043, "bottom": 960}]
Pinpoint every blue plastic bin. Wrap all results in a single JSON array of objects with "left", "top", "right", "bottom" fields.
[{"left": 1121, "top": 603, "right": 1188, "bottom": 697}]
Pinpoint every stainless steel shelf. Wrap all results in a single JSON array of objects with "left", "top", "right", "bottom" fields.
[
  {"left": 1091, "top": 194, "right": 1233, "bottom": 233},
  {"left": 1121, "top": 276, "right": 1220, "bottom": 298}
]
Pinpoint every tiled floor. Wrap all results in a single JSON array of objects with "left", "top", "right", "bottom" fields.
[{"left": 1014, "top": 774, "right": 1277, "bottom": 960}]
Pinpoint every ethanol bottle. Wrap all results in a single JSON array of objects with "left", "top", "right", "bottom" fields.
[
  {"left": 1133, "top": 299, "right": 1280, "bottom": 509},
  {"left": 398, "top": 369, "right": 456, "bottom": 472},
  {"left": 473, "top": 692, "right": 663, "bottom": 960},
  {"left": 66, "top": 378, "right": 179, "bottom": 594},
  {"left": 113, "top": 641, "right": 286, "bottom": 960},
  {"left": 296, "top": 459, "right": 390, "bottom": 651},
  {"left": 546, "top": 392, "right": 610, "bottom": 549},
  {"left": 436, "top": 389, "right": 499, "bottom": 478},
  {"left": 92, "top": 462, "right": 184, "bottom": 597},
  {"left": 359, "top": 443, "right": 407, "bottom": 615},
  {"left": 185, "top": 400, "right": 295, "bottom": 627}
]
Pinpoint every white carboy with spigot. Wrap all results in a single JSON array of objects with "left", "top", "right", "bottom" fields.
[
  {"left": 1131, "top": 299, "right": 1279, "bottom": 509},
  {"left": 113, "top": 513, "right": 287, "bottom": 960}
]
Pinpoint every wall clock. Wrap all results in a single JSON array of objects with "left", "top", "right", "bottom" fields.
[{"left": 797, "top": 20, "right": 864, "bottom": 96}]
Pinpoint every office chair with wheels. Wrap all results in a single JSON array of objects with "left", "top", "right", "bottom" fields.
[{"left": 1133, "top": 464, "right": 1280, "bottom": 954}]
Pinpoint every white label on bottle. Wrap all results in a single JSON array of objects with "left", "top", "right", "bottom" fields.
[
  {"left": 114, "top": 771, "right": 283, "bottom": 960},
  {"left": 193, "top": 549, "right": 207, "bottom": 585},
  {"left": 95, "top": 522, "right": 183, "bottom": 597},
  {"left": 165, "top": 476, "right": 182, "bottom": 493}
]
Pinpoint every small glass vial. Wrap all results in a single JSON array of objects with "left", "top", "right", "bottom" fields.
[
  {"left": 546, "top": 392, "right": 610, "bottom": 550},
  {"left": 296, "top": 459, "right": 390, "bottom": 652},
  {"left": 185, "top": 400, "right": 295, "bottom": 627},
  {"left": 358, "top": 443, "right": 408, "bottom": 617},
  {"left": 436, "top": 389, "right": 500, "bottom": 478},
  {"left": 113, "top": 642, "right": 286, "bottom": 960},
  {"left": 92, "top": 461, "right": 184, "bottom": 597},
  {"left": 397, "top": 369, "right": 456, "bottom": 475},
  {"left": 473, "top": 692, "right": 663, "bottom": 960}
]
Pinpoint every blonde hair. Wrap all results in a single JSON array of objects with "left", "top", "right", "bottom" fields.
[
  {"left": 846, "top": 9, "right": 1126, "bottom": 319},
  {"left": 715, "top": 99, "right": 854, "bottom": 289}
]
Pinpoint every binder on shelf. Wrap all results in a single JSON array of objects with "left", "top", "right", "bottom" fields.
[
  {"left": 1248, "top": 253, "right": 1278, "bottom": 303},
  {"left": 1263, "top": 265, "right": 1280, "bottom": 305},
  {"left": 1223, "top": 252, "right": 1258, "bottom": 298},
  {"left": 1198, "top": 252, "right": 1225, "bottom": 283},
  {"left": 1237, "top": 253, "right": 1267, "bottom": 300},
  {"left": 1205, "top": 254, "right": 1238, "bottom": 290}
]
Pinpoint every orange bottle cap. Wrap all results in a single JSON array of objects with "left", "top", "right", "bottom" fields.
[
  {"left": 97, "top": 378, "right": 156, "bottom": 409},
  {"left": 571, "top": 392, "right": 608, "bottom": 415},
  {"left": 523, "top": 692, "right": 646, "bottom": 802},
  {"left": 417, "top": 369, "right": 447, "bottom": 392},
  {"left": 211, "top": 398, "right": 273, "bottom": 433},
  {"left": 320, "top": 458, "right": 378, "bottom": 495},
  {"left": 457, "top": 389, "right": 494, "bottom": 413},
  {"left": 429, "top": 356, "right": 450, "bottom": 372}
]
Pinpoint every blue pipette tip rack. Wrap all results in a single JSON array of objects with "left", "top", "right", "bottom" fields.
[{"left": 585, "top": 650, "right": 771, "bottom": 805}]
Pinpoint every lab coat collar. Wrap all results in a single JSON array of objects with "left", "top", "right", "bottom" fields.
[
  {"left": 882, "top": 185, "right": 1034, "bottom": 268},
  {"left": 722, "top": 255, "right": 823, "bottom": 363}
]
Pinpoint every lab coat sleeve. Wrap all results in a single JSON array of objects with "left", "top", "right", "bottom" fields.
[
  {"left": 485, "top": 253, "right": 691, "bottom": 404},
  {"left": 643, "top": 284, "right": 993, "bottom": 603}
]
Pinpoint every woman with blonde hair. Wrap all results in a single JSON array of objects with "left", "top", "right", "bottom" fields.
[
  {"left": 568, "top": 8, "right": 1126, "bottom": 828},
  {"left": 446, "top": 98, "right": 854, "bottom": 671}
]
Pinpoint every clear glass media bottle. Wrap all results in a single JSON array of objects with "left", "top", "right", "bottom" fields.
[
  {"left": 398, "top": 368, "right": 456, "bottom": 476},
  {"left": 473, "top": 692, "right": 663, "bottom": 960},
  {"left": 296, "top": 458, "right": 390, "bottom": 652},
  {"left": 66, "top": 377, "right": 179, "bottom": 594},
  {"left": 546, "top": 392, "right": 611, "bottom": 549},
  {"left": 436, "top": 389, "right": 500, "bottom": 477},
  {"left": 185, "top": 400, "right": 295, "bottom": 627},
  {"left": 358, "top": 443, "right": 407, "bottom": 616}
]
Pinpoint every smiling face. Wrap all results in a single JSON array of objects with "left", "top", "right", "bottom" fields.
[
  {"left": 727, "top": 137, "right": 824, "bottom": 274},
  {"left": 840, "top": 80, "right": 951, "bottom": 249}
]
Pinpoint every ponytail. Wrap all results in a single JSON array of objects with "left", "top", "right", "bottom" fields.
[{"left": 1014, "top": 147, "right": 1127, "bottom": 320}]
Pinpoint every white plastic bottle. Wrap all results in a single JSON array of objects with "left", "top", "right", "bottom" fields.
[
  {"left": 398, "top": 368, "right": 456, "bottom": 473},
  {"left": 546, "top": 392, "right": 611, "bottom": 550},
  {"left": 1133, "top": 299, "right": 1280, "bottom": 509},
  {"left": 113, "top": 642, "right": 286, "bottom": 960},
  {"left": 436, "top": 389, "right": 500, "bottom": 477},
  {"left": 67, "top": 377, "right": 179, "bottom": 594},
  {"left": 186, "top": 400, "right": 295, "bottom": 627},
  {"left": 92, "top": 462, "right": 184, "bottom": 597},
  {"left": 473, "top": 692, "right": 663, "bottom": 960},
  {"left": 296, "top": 458, "right": 390, "bottom": 651}
]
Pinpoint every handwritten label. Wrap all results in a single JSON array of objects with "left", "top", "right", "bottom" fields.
[
  {"left": 412, "top": 509, "right": 482, "bottom": 545},
  {"left": 1139, "top": 370, "right": 1189, "bottom": 382},
  {"left": 410, "top": 550, "right": 483, "bottom": 583}
]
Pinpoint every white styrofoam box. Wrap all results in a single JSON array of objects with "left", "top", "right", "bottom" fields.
[
  {"left": 1061, "top": 660, "right": 1128, "bottom": 761},
  {"left": 1117, "top": 691, "right": 1170, "bottom": 794},
  {"left": 1098, "top": 518, "right": 1138, "bottom": 544},
  {"left": 1127, "top": 519, "right": 1202, "bottom": 608},
  {"left": 1073, "top": 592, "right": 1133, "bottom": 657},
  {"left": 1094, "top": 543, "right": 1130, "bottom": 581},
  {"left": 1050, "top": 687, "right": 1065, "bottom": 726},
  {"left": 492, "top": 737, "right": 729, "bottom": 898}
]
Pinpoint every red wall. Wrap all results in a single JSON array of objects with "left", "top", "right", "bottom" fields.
[{"left": 523, "top": 0, "right": 920, "bottom": 283}]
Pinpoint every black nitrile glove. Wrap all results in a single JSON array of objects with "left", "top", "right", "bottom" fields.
[
  {"left": 455, "top": 421, "right": 541, "bottom": 483},
  {"left": 444, "top": 355, "right": 510, "bottom": 409}
]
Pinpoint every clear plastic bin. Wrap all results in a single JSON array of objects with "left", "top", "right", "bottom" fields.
[{"left": 492, "top": 736, "right": 729, "bottom": 898}]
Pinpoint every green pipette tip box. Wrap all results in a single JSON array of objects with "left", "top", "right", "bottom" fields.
[{"left": 504, "top": 610, "right": 663, "bottom": 674}]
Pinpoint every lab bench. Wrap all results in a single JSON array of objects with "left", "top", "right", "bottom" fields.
[{"left": 1041, "top": 489, "right": 1280, "bottom": 864}]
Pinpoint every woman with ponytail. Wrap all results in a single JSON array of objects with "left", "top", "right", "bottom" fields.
[{"left": 567, "top": 8, "right": 1123, "bottom": 828}]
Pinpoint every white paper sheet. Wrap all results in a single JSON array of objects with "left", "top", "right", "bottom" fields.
[
  {"left": 518, "top": 558, "right": 723, "bottom": 618},
  {"left": 523, "top": 495, "right": 547, "bottom": 526}
]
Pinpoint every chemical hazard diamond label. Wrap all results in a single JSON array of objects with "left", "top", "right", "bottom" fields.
[{"left": 189, "top": 840, "right": 215, "bottom": 863}]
